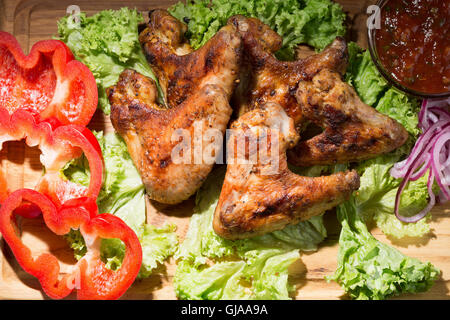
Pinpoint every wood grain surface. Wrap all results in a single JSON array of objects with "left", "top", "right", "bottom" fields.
[{"left": 0, "top": 0, "right": 449, "bottom": 300}]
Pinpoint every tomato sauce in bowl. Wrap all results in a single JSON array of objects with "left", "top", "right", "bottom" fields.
[{"left": 369, "top": 0, "right": 450, "bottom": 97}]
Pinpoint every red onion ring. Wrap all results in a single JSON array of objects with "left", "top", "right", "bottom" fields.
[
  {"left": 391, "top": 98, "right": 450, "bottom": 223},
  {"left": 391, "top": 121, "right": 450, "bottom": 178}
]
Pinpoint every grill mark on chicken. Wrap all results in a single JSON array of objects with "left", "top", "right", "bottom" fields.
[
  {"left": 288, "top": 69, "right": 409, "bottom": 166},
  {"left": 228, "top": 15, "right": 348, "bottom": 125},
  {"left": 140, "top": 10, "right": 242, "bottom": 109}
]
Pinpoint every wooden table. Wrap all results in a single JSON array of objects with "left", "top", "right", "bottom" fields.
[{"left": 0, "top": 0, "right": 449, "bottom": 300}]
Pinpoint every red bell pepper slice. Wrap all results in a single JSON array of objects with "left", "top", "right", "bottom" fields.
[
  {"left": 0, "top": 189, "right": 142, "bottom": 300},
  {"left": 0, "top": 107, "right": 103, "bottom": 207},
  {"left": 0, "top": 171, "right": 8, "bottom": 203},
  {"left": 0, "top": 31, "right": 98, "bottom": 127}
]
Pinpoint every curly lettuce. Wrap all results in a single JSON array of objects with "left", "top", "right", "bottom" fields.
[
  {"left": 57, "top": 8, "right": 163, "bottom": 114},
  {"left": 174, "top": 168, "right": 327, "bottom": 300},
  {"left": 345, "top": 42, "right": 388, "bottom": 106},
  {"left": 327, "top": 197, "right": 439, "bottom": 300},
  {"left": 169, "top": 0, "right": 346, "bottom": 60},
  {"left": 355, "top": 154, "right": 434, "bottom": 239},
  {"left": 63, "top": 132, "right": 178, "bottom": 278}
]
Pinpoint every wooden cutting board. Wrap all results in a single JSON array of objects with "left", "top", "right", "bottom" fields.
[{"left": 0, "top": 0, "right": 449, "bottom": 300}]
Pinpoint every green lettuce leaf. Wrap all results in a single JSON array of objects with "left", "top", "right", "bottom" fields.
[
  {"left": 355, "top": 154, "right": 433, "bottom": 239},
  {"left": 175, "top": 260, "right": 250, "bottom": 300},
  {"left": 57, "top": 8, "right": 162, "bottom": 114},
  {"left": 344, "top": 42, "right": 429, "bottom": 239},
  {"left": 139, "top": 224, "right": 179, "bottom": 278},
  {"left": 63, "top": 132, "right": 178, "bottom": 278},
  {"left": 375, "top": 88, "right": 421, "bottom": 138},
  {"left": 169, "top": 0, "right": 346, "bottom": 60},
  {"left": 174, "top": 168, "right": 327, "bottom": 300},
  {"left": 345, "top": 42, "right": 388, "bottom": 106},
  {"left": 327, "top": 197, "right": 439, "bottom": 300}
]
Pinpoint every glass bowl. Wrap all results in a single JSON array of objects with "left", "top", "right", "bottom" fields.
[{"left": 367, "top": 0, "right": 450, "bottom": 99}]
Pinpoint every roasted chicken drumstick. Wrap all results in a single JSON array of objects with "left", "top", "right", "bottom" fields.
[
  {"left": 213, "top": 102, "right": 360, "bottom": 239},
  {"left": 108, "top": 10, "right": 242, "bottom": 204}
]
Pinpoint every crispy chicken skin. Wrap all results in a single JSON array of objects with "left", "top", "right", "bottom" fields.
[
  {"left": 228, "top": 15, "right": 348, "bottom": 124},
  {"left": 109, "top": 70, "right": 232, "bottom": 204},
  {"left": 213, "top": 103, "right": 360, "bottom": 239},
  {"left": 288, "top": 69, "right": 409, "bottom": 166},
  {"left": 108, "top": 9, "right": 242, "bottom": 204},
  {"left": 140, "top": 9, "right": 242, "bottom": 107},
  {"left": 228, "top": 15, "right": 408, "bottom": 166}
]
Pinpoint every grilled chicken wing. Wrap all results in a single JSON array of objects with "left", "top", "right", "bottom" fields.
[
  {"left": 288, "top": 69, "right": 409, "bottom": 166},
  {"left": 213, "top": 102, "right": 360, "bottom": 239},
  {"left": 228, "top": 15, "right": 348, "bottom": 124},
  {"left": 140, "top": 9, "right": 242, "bottom": 107},
  {"left": 228, "top": 15, "right": 408, "bottom": 166},
  {"left": 109, "top": 70, "right": 232, "bottom": 204},
  {"left": 108, "top": 10, "right": 242, "bottom": 204}
]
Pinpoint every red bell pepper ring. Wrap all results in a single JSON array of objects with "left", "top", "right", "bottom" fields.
[
  {"left": 0, "top": 31, "right": 98, "bottom": 127},
  {"left": 0, "top": 107, "right": 103, "bottom": 207},
  {"left": 0, "top": 189, "right": 143, "bottom": 300}
]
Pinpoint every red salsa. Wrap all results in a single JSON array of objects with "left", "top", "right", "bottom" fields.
[{"left": 375, "top": 0, "right": 450, "bottom": 94}]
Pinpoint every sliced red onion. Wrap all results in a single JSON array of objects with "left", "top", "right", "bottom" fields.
[
  {"left": 391, "top": 98, "right": 450, "bottom": 223},
  {"left": 408, "top": 154, "right": 431, "bottom": 181},
  {"left": 418, "top": 100, "right": 428, "bottom": 128},
  {"left": 431, "top": 131, "right": 450, "bottom": 200},
  {"left": 390, "top": 121, "right": 450, "bottom": 178}
]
